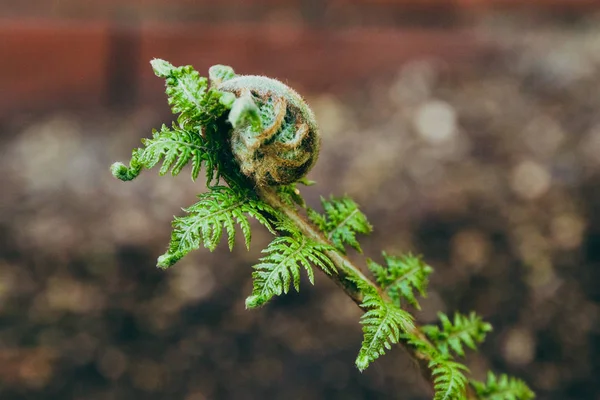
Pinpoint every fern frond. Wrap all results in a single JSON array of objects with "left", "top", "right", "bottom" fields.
[
  {"left": 112, "top": 60, "right": 237, "bottom": 183},
  {"left": 145, "top": 123, "right": 209, "bottom": 179},
  {"left": 308, "top": 196, "right": 372, "bottom": 254},
  {"left": 367, "top": 253, "right": 433, "bottom": 309},
  {"left": 354, "top": 281, "right": 415, "bottom": 371},
  {"left": 423, "top": 312, "right": 493, "bottom": 358},
  {"left": 110, "top": 148, "right": 143, "bottom": 181},
  {"left": 151, "top": 58, "right": 235, "bottom": 126},
  {"left": 157, "top": 186, "right": 277, "bottom": 268},
  {"left": 402, "top": 332, "right": 470, "bottom": 399},
  {"left": 430, "top": 358, "right": 470, "bottom": 400},
  {"left": 111, "top": 123, "right": 208, "bottom": 181},
  {"left": 471, "top": 372, "right": 535, "bottom": 400},
  {"left": 245, "top": 225, "right": 336, "bottom": 308}
]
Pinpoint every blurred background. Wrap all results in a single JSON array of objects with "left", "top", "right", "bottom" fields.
[{"left": 1, "top": 1, "right": 600, "bottom": 399}]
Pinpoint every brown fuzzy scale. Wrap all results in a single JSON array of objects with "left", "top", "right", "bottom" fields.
[{"left": 217, "top": 75, "right": 320, "bottom": 186}]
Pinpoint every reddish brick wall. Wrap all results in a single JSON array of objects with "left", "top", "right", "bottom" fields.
[
  {"left": 0, "top": 21, "right": 111, "bottom": 114},
  {"left": 2, "top": 20, "right": 484, "bottom": 116},
  {"left": 1, "top": 0, "right": 598, "bottom": 115}
]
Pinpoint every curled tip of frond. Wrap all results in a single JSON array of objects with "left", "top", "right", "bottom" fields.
[
  {"left": 423, "top": 312, "right": 492, "bottom": 358},
  {"left": 110, "top": 161, "right": 140, "bottom": 181},
  {"left": 355, "top": 289, "right": 415, "bottom": 371},
  {"left": 218, "top": 74, "right": 320, "bottom": 186}
]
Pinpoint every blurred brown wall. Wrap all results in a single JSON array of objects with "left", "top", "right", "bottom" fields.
[{"left": 1, "top": 0, "right": 598, "bottom": 117}]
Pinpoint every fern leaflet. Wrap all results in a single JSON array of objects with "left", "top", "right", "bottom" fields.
[
  {"left": 471, "top": 372, "right": 535, "bottom": 400},
  {"left": 430, "top": 358, "right": 470, "bottom": 400},
  {"left": 423, "top": 312, "right": 493, "bottom": 358},
  {"left": 151, "top": 59, "right": 235, "bottom": 127},
  {"left": 354, "top": 280, "right": 415, "bottom": 371},
  {"left": 368, "top": 253, "right": 433, "bottom": 309},
  {"left": 246, "top": 223, "right": 336, "bottom": 308},
  {"left": 308, "top": 196, "right": 372, "bottom": 253},
  {"left": 157, "top": 186, "right": 276, "bottom": 268},
  {"left": 111, "top": 123, "right": 208, "bottom": 181}
]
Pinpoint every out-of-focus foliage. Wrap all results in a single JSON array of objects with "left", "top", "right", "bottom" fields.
[{"left": 308, "top": 196, "right": 373, "bottom": 254}]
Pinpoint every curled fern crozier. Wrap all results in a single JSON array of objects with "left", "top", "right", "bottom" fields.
[{"left": 216, "top": 73, "right": 320, "bottom": 186}]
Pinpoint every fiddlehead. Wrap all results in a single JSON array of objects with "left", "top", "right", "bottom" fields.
[
  {"left": 110, "top": 59, "right": 534, "bottom": 400},
  {"left": 216, "top": 71, "right": 320, "bottom": 186}
]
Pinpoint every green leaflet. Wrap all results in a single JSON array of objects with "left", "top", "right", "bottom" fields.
[
  {"left": 246, "top": 223, "right": 336, "bottom": 308},
  {"left": 308, "top": 196, "right": 372, "bottom": 253},
  {"left": 401, "top": 332, "right": 469, "bottom": 399},
  {"left": 404, "top": 311, "right": 493, "bottom": 399},
  {"left": 111, "top": 123, "right": 205, "bottom": 182},
  {"left": 430, "top": 359, "right": 470, "bottom": 400},
  {"left": 353, "top": 279, "right": 414, "bottom": 371},
  {"left": 471, "top": 372, "right": 535, "bottom": 400},
  {"left": 151, "top": 58, "right": 220, "bottom": 125},
  {"left": 110, "top": 122, "right": 214, "bottom": 182},
  {"left": 423, "top": 312, "right": 493, "bottom": 358},
  {"left": 368, "top": 253, "right": 433, "bottom": 309},
  {"left": 157, "top": 186, "right": 277, "bottom": 269}
]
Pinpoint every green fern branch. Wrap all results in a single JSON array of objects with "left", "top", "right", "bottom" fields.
[
  {"left": 111, "top": 60, "right": 236, "bottom": 184},
  {"left": 157, "top": 186, "right": 277, "bottom": 268},
  {"left": 368, "top": 253, "right": 433, "bottom": 309},
  {"left": 111, "top": 122, "right": 209, "bottom": 182},
  {"left": 471, "top": 372, "right": 535, "bottom": 400},
  {"left": 430, "top": 358, "right": 470, "bottom": 400},
  {"left": 354, "top": 279, "right": 415, "bottom": 371},
  {"left": 423, "top": 312, "right": 493, "bottom": 358},
  {"left": 246, "top": 222, "right": 336, "bottom": 308},
  {"left": 308, "top": 196, "right": 372, "bottom": 253},
  {"left": 151, "top": 59, "right": 235, "bottom": 126}
]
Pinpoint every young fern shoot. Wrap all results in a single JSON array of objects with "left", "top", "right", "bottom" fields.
[{"left": 111, "top": 59, "right": 535, "bottom": 400}]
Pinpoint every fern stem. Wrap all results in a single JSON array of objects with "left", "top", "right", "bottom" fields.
[{"left": 256, "top": 186, "right": 478, "bottom": 399}]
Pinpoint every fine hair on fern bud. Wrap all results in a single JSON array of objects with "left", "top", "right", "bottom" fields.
[{"left": 216, "top": 73, "right": 320, "bottom": 186}]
